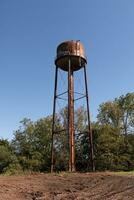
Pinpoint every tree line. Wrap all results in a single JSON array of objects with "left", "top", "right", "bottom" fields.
[{"left": 0, "top": 93, "right": 134, "bottom": 174}]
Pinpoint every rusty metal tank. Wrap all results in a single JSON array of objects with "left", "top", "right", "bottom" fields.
[{"left": 55, "top": 40, "right": 87, "bottom": 71}]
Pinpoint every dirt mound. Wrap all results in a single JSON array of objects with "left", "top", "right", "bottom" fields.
[{"left": 0, "top": 173, "right": 134, "bottom": 200}]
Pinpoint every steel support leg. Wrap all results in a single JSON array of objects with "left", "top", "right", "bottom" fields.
[
  {"left": 83, "top": 65, "right": 95, "bottom": 172},
  {"left": 51, "top": 66, "right": 58, "bottom": 172}
]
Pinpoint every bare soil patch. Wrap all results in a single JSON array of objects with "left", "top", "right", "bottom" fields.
[{"left": 0, "top": 172, "right": 134, "bottom": 200}]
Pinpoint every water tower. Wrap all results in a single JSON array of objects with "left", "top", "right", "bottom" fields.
[{"left": 51, "top": 40, "right": 95, "bottom": 172}]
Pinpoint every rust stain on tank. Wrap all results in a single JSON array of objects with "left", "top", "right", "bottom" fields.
[{"left": 55, "top": 40, "right": 87, "bottom": 71}]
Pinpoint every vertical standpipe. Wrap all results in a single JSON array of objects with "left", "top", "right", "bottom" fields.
[{"left": 68, "top": 58, "right": 75, "bottom": 172}]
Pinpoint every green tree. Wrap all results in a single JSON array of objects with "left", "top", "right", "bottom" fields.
[
  {"left": 117, "top": 93, "right": 134, "bottom": 135},
  {"left": 0, "top": 139, "right": 21, "bottom": 174},
  {"left": 96, "top": 93, "right": 134, "bottom": 171},
  {"left": 97, "top": 93, "right": 134, "bottom": 135},
  {"left": 12, "top": 117, "right": 52, "bottom": 172}
]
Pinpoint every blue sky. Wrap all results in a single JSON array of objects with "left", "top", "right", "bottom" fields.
[{"left": 0, "top": 0, "right": 134, "bottom": 140}]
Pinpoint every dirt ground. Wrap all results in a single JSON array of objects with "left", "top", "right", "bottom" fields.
[{"left": 0, "top": 172, "right": 134, "bottom": 200}]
